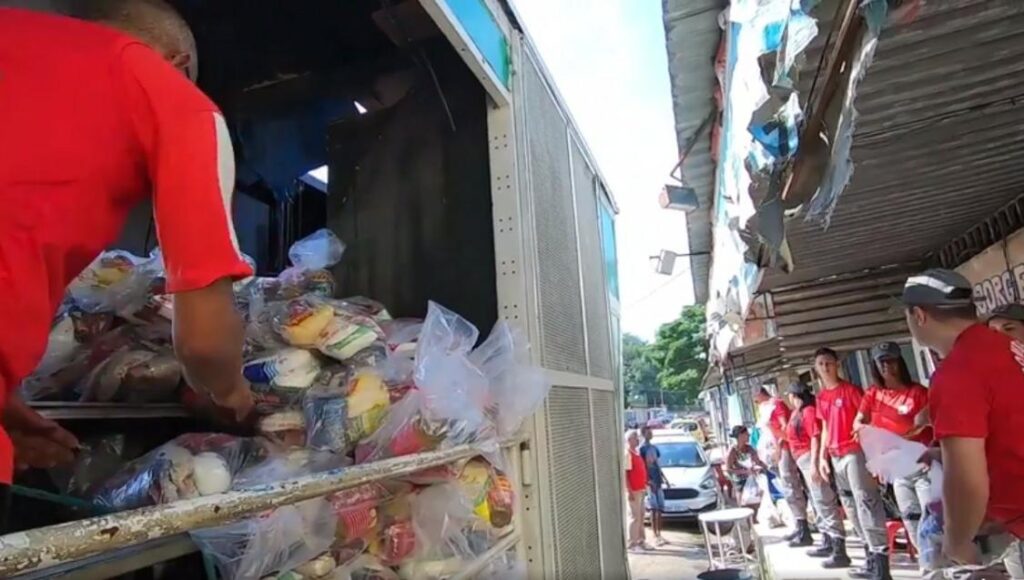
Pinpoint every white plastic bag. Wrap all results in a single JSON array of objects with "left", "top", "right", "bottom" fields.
[
  {"left": 288, "top": 229, "right": 346, "bottom": 271},
  {"left": 859, "top": 425, "right": 928, "bottom": 483},
  {"left": 739, "top": 476, "right": 762, "bottom": 506},
  {"left": 470, "top": 321, "right": 550, "bottom": 439}
]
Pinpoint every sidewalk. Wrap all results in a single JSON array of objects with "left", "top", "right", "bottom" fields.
[
  {"left": 757, "top": 521, "right": 921, "bottom": 579},
  {"left": 628, "top": 524, "right": 713, "bottom": 580}
]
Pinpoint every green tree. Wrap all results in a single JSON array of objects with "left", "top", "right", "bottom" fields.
[
  {"left": 622, "top": 333, "right": 659, "bottom": 407},
  {"left": 647, "top": 304, "right": 707, "bottom": 405}
]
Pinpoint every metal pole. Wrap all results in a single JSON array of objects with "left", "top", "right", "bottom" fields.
[{"left": 0, "top": 438, "right": 522, "bottom": 577}]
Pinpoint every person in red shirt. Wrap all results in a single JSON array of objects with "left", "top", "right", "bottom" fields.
[
  {"left": 785, "top": 382, "right": 850, "bottom": 566},
  {"left": 814, "top": 347, "right": 891, "bottom": 580},
  {"left": 986, "top": 303, "right": 1024, "bottom": 343},
  {"left": 0, "top": 2, "right": 255, "bottom": 495},
  {"left": 625, "top": 429, "right": 650, "bottom": 551},
  {"left": 903, "top": 269, "right": 1024, "bottom": 567},
  {"left": 754, "top": 387, "right": 812, "bottom": 546},
  {"left": 854, "top": 342, "right": 934, "bottom": 570}
]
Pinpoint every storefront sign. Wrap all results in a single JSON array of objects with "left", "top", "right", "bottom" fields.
[{"left": 955, "top": 229, "right": 1024, "bottom": 316}]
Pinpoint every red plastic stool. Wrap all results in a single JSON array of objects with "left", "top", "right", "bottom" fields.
[{"left": 886, "top": 520, "right": 917, "bottom": 561}]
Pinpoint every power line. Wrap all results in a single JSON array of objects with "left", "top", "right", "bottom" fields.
[{"left": 625, "top": 266, "right": 691, "bottom": 309}]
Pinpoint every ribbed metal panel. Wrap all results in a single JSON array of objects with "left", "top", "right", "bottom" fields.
[
  {"left": 590, "top": 389, "right": 627, "bottom": 578},
  {"left": 662, "top": 0, "right": 724, "bottom": 304},
  {"left": 572, "top": 141, "right": 614, "bottom": 380},
  {"left": 764, "top": 0, "right": 1024, "bottom": 288},
  {"left": 521, "top": 50, "right": 588, "bottom": 375},
  {"left": 545, "top": 387, "right": 601, "bottom": 579}
]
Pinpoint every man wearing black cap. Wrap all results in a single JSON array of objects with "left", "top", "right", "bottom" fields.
[{"left": 903, "top": 269, "right": 1024, "bottom": 568}]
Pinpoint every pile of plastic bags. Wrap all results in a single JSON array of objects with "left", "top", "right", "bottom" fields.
[{"left": 53, "top": 229, "right": 546, "bottom": 580}]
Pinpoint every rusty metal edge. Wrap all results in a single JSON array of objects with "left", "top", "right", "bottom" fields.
[{"left": 0, "top": 437, "right": 524, "bottom": 577}]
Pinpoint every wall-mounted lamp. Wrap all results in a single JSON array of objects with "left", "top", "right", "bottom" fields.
[
  {"left": 650, "top": 249, "right": 711, "bottom": 275},
  {"left": 659, "top": 184, "right": 700, "bottom": 213}
]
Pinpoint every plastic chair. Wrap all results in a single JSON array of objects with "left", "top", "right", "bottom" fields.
[{"left": 886, "top": 520, "right": 917, "bottom": 561}]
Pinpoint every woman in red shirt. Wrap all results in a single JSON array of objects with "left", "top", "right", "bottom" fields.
[
  {"left": 625, "top": 429, "right": 650, "bottom": 551},
  {"left": 854, "top": 342, "right": 932, "bottom": 561},
  {"left": 786, "top": 382, "right": 850, "bottom": 567}
]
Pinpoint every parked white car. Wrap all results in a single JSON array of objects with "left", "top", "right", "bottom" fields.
[{"left": 647, "top": 431, "right": 723, "bottom": 519}]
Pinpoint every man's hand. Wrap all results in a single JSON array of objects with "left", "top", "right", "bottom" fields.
[
  {"left": 944, "top": 537, "right": 981, "bottom": 566},
  {"left": 919, "top": 447, "right": 942, "bottom": 466},
  {"left": 810, "top": 460, "right": 823, "bottom": 484},
  {"left": 209, "top": 379, "right": 255, "bottom": 422},
  {"left": 818, "top": 458, "right": 831, "bottom": 482},
  {"left": 4, "top": 398, "right": 80, "bottom": 471}
]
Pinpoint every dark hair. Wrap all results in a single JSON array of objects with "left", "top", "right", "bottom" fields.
[
  {"left": 788, "top": 390, "right": 816, "bottom": 439},
  {"left": 813, "top": 347, "right": 839, "bottom": 361},
  {"left": 909, "top": 304, "right": 978, "bottom": 323},
  {"left": 870, "top": 354, "right": 914, "bottom": 387},
  {"left": 756, "top": 387, "right": 771, "bottom": 398}
]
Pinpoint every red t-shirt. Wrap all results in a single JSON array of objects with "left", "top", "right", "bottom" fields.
[
  {"left": 816, "top": 382, "right": 863, "bottom": 457},
  {"left": 767, "top": 398, "right": 791, "bottom": 448},
  {"left": 626, "top": 449, "right": 648, "bottom": 492},
  {"left": 787, "top": 405, "right": 818, "bottom": 459},
  {"left": 930, "top": 325, "right": 1024, "bottom": 538},
  {"left": 860, "top": 384, "right": 932, "bottom": 444},
  {"left": 0, "top": 9, "right": 253, "bottom": 483}
]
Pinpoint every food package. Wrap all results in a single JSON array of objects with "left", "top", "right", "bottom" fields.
[
  {"left": 304, "top": 388, "right": 348, "bottom": 453},
  {"left": 245, "top": 349, "right": 323, "bottom": 411},
  {"left": 328, "top": 483, "right": 391, "bottom": 543},
  {"left": 274, "top": 299, "right": 336, "bottom": 348},
  {"left": 403, "top": 483, "right": 479, "bottom": 576},
  {"left": 19, "top": 310, "right": 116, "bottom": 400},
  {"left": 92, "top": 434, "right": 269, "bottom": 511},
  {"left": 259, "top": 410, "right": 308, "bottom": 448},
  {"left": 345, "top": 369, "right": 391, "bottom": 445},
  {"left": 353, "top": 392, "right": 444, "bottom": 465},
  {"left": 67, "top": 251, "right": 149, "bottom": 314},
  {"left": 50, "top": 434, "right": 130, "bottom": 497},
  {"left": 78, "top": 348, "right": 181, "bottom": 403},
  {"left": 455, "top": 459, "right": 514, "bottom": 530},
  {"left": 338, "top": 555, "right": 401, "bottom": 580},
  {"left": 316, "top": 310, "right": 384, "bottom": 363},
  {"left": 242, "top": 229, "right": 344, "bottom": 320},
  {"left": 192, "top": 497, "right": 337, "bottom": 580}
]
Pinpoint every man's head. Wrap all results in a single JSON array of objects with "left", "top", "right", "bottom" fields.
[
  {"left": 869, "top": 341, "right": 912, "bottom": 386},
  {"left": 78, "top": 0, "right": 198, "bottom": 81},
  {"left": 641, "top": 425, "right": 653, "bottom": 441},
  {"left": 753, "top": 387, "right": 771, "bottom": 404},
  {"left": 730, "top": 425, "right": 749, "bottom": 445},
  {"left": 626, "top": 430, "right": 641, "bottom": 450},
  {"left": 986, "top": 303, "right": 1024, "bottom": 342},
  {"left": 902, "top": 269, "right": 977, "bottom": 357},
  {"left": 813, "top": 347, "right": 840, "bottom": 386}
]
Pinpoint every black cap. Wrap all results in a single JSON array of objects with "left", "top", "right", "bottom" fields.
[
  {"left": 986, "top": 303, "right": 1024, "bottom": 323},
  {"left": 870, "top": 341, "right": 902, "bottom": 363},
  {"left": 729, "top": 425, "right": 748, "bottom": 438},
  {"left": 786, "top": 382, "right": 810, "bottom": 396},
  {"left": 902, "top": 269, "right": 973, "bottom": 307}
]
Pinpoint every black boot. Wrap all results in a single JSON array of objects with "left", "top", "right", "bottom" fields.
[
  {"left": 788, "top": 519, "right": 814, "bottom": 547},
  {"left": 807, "top": 533, "right": 833, "bottom": 557},
  {"left": 847, "top": 546, "right": 875, "bottom": 578},
  {"left": 821, "top": 536, "right": 852, "bottom": 568},
  {"left": 872, "top": 551, "right": 892, "bottom": 580}
]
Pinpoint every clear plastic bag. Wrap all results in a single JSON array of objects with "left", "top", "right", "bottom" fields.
[
  {"left": 67, "top": 251, "right": 151, "bottom": 314},
  {"left": 288, "top": 229, "right": 346, "bottom": 271},
  {"left": 192, "top": 497, "right": 337, "bottom": 580},
  {"left": 470, "top": 321, "right": 550, "bottom": 438},
  {"left": 859, "top": 425, "right": 929, "bottom": 484},
  {"left": 304, "top": 387, "right": 348, "bottom": 453},
  {"left": 739, "top": 476, "right": 762, "bottom": 506},
  {"left": 78, "top": 347, "right": 181, "bottom": 403},
  {"left": 50, "top": 434, "right": 130, "bottom": 497},
  {"left": 18, "top": 310, "right": 117, "bottom": 400},
  {"left": 316, "top": 311, "right": 385, "bottom": 363},
  {"left": 92, "top": 434, "right": 269, "bottom": 511},
  {"left": 399, "top": 483, "right": 479, "bottom": 579},
  {"left": 245, "top": 348, "right": 323, "bottom": 411}
]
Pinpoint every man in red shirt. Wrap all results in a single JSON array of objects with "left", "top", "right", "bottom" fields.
[
  {"left": 813, "top": 347, "right": 891, "bottom": 580},
  {"left": 754, "top": 387, "right": 812, "bottom": 546},
  {"left": 0, "top": 2, "right": 254, "bottom": 494},
  {"left": 903, "top": 269, "right": 1024, "bottom": 566},
  {"left": 625, "top": 429, "right": 650, "bottom": 551}
]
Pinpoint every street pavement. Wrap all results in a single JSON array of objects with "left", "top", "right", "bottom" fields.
[{"left": 628, "top": 521, "right": 711, "bottom": 580}]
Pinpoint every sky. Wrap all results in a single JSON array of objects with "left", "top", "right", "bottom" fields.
[{"left": 513, "top": 0, "right": 694, "bottom": 341}]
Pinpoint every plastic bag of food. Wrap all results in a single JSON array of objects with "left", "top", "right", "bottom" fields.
[
  {"left": 304, "top": 387, "right": 348, "bottom": 453},
  {"left": 316, "top": 311, "right": 384, "bottom": 363},
  {"left": 18, "top": 310, "right": 116, "bottom": 400},
  {"left": 192, "top": 497, "right": 337, "bottom": 580},
  {"left": 231, "top": 449, "right": 349, "bottom": 492},
  {"left": 478, "top": 551, "right": 527, "bottom": 580},
  {"left": 328, "top": 483, "right": 392, "bottom": 544},
  {"left": 353, "top": 391, "right": 444, "bottom": 464},
  {"left": 92, "top": 434, "right": 269, "bottom": 511},
  {"left": 271, "top": 298, "right": 337, "bottom": 348},
  {"left": 259, "top": 410, "right": 308, "bottom": 448},
  {"left": 50, "top": 434, "right": 130, "bottom": 497},
  {"left": 78, "top": 347, "right": 182, "bottom": 403},
  {"left": 244, "top": 348, "right": 323, "bottom": 411},
  {"left": 469, "top": 321, "right": 550, "bottom": 438},
  {"left": 860, "top": 425, "right": 929, "bottom": 483},
  {"left": 456, "top": 459, "right": 514, "bottom": 530},
  {"left": 67, "top": 251, "right": 148, "bottom": 314},
  {"left": 345, "top": 368, "right": 392, "bottom": 446},
  {"left": 332, "top": 297, "right": 391, "bottom": 323},
  {"left": 399, "top": 483, "right": 479, "bottom": 579}
]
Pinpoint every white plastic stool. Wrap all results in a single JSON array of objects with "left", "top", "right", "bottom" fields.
[{"left": 698, "top": 507, "right": 758, "bottom": 571}]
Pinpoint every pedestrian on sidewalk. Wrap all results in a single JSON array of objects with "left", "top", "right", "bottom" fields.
[
  {"left": 726, "top": 425, "right": 768, "bottom": 518},
  {"left": 813, "top": 347, "right": 892, "bottom": 580},
  {"left": 902, "top": 270, "right": 1024, "bottom": 576},
  {"left": 854, "top": 343, "right": 934, "bottom": 555},
  {"left": 641, "top": 423, "right": 669, "bottom": 547},
  {"left": 754, "top": 387, "right": 811, "bottom": 546},
  {"left": 625, "top": 429, "right": 652, "bottom": 552},
  {"left": 785, "top": 382, "right": 851, "bottom": 566}
]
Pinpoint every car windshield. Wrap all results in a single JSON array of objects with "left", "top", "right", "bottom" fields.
[{"left": 655, "top": 441, "right": 706, "bottom": 468}]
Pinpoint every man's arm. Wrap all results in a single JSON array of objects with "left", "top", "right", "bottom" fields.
[
  {"left": 118, "top": 44, "right": 254, "bottom": 419},
  {"left": 941, "top": 437, "right": 988, "bottom": 560},
  {"left": 818, "top": 422, "right": 831, "bottom": 480}
]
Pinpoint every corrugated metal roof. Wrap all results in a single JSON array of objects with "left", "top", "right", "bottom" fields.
[
  {"left": 662, "top": 0, "right": 725, "bottom": 304},
  {"left": 763, "top": 0, "right": 1024, "bottom": 289}
]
